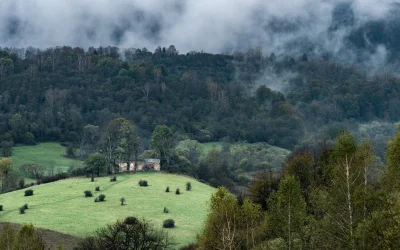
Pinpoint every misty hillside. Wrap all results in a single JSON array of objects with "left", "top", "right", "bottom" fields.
[
  {"left": 3, "top": 1, "right": 400, "bottom": 249},
  {"left": 1, "top": 1, "right": 400, "bottom": 67}
]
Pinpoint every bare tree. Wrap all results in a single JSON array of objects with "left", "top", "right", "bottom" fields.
[{"left": 143, "top": 83, "right": 152, "bottom": 102}]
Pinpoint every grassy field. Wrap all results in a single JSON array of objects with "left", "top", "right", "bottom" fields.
[
  {"left": 7, "top": 143, "right": 83, "bottom": 174},
  {"left": 0, "top": 173, "right": 214, "bottom": 248}
]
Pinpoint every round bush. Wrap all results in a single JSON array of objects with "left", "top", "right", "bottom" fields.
[
  {"left": 163, "top": 219, "right": 175, "bottom": 228},
  {"left": 120, "top": 197, "right": 126, "bottom": 205},
  {"left": 124, "top": 217, "right": 138, "bottom": 225},
  {"left": 165, "top": 186, "right": 170, "bottom": 192},
  {"left": 97, "top": 194, "right": 106, "bottom": 202},
  {"left": 163, "top": 207, "right": 169, "bottom": 213},
  {"left": 95, "top": 186, "right": 100, "bottom": 191},
  {"left": 110, "top": 176, "right": 117, "bottom": 182},
  {"left": 23, "top": 204, "right": 28, "bottom": 210},
  {"left": 0, "top": 205, "right": 3, "bottom": 211},
  {"left": 175, "top": 188, "right": 180, "bottom": 195},
  {"left": 186, "top": 182, "right": 192, "bottom": 191},
  {"left": 84, "top": 190, "right": 93, "bottom": 197},
  {"left": 19, "top": 207, "right": 25, "bottom": 214},
  {"left": 24, "top": 189, "right": 34, "bottom": 196},
  {"left": 139, "top": 180, "right": 148, "bottom": 187}
]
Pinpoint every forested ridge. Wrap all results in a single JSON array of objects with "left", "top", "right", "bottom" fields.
[{"left": 1, "top": 46, "right": 400, "bottom": 153}]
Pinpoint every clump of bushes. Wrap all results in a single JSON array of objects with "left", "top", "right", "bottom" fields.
[
  {"left": 163, "top": 219, "right": 175, "bottom": 228},
  {"left": 124, "top": 216, "right": 138, "bottom": 225},
  {"left": 19, "top": 207, "right": 25, "bottom": 214},
  {"left": 175, "top": 188, "right": 180, "bottom": 195},
  {"left": 165, "top": 186, "right": 170, "bottom": 192},
  {"left": 95, "top": 186, "right": 100, "bottom": 191},
  {"left": 120, "top": 197, "right": 126, "bottom": 205},
  {"left": 41, "top": 173, "right": 68, "bottom": 184},
  {"left": 186, "top": 182, "right": 192, "bottom": 191},
  {"left": 19, "top": 179, "right": 25, "bottom": 189},
  {"left": 139, "top": 180, "right": 148, "bottom": 187},
  {"left": 84, "top": 190, "right": 93, "bottom": 197},
  {"left": 163, "top": 207, "right": 169, "bottom": 213},
  {"left": 110, "top": 176, "right": 117, "bottom": 182},
  {"left": 24, "top": 189, "right": 34, "bottom": 196},
  {"left": 95, "top": 194, "right": 106, "bottom": 202},
  {"left": 19, "top": 204, "right": 29, "bottom": 214},
  {"left": 0, "top": 205, "right": 3, "bottom": 211}
]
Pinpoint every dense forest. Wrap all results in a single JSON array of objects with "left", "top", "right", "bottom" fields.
[{"left": 1, "top": 46, "right": 400, "bottom": 153}]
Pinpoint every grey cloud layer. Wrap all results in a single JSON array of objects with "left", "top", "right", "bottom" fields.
[{"left": 0, "top": 0, "right": 396, "bottom": 54}]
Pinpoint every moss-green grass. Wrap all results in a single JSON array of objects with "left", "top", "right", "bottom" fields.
[
  {"left": 7, "top": 143, "right": 83, "bottom": 173},
  {"left": 0, "top": 173, "right": 214, "bottom": 247}
]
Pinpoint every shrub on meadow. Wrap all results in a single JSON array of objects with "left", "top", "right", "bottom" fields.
[
  {"left": 165, "top": 186, "right": 170, "bottom": 192},
  {"left": 97, "top": 194, "right": 106, "bottom": 202},
  {"left": 84, "top": 190, "right": 93, "bottom": 197},
  {"left": 186, "top": 182, "right": 192, "bottom": 191},
  {"left": 175, "top": 188, "right": 180, "bottom": 195},
  {"left": 163, "top": 219, "right": 175, "bottom": 228},
  {"left": 120, "top": 197, "right": 126, "bottom": 205},
  {"left": 0, "top": 205, "right": 3, "bottom": 211},
  {"left": 23, "top": 204, "right": 28, "bottom": 210},
  {"left": 24, "top": 189, "right": 34, "bottom": 196},
  {"left": 110, "top": 176, "right": 117, "bottom": 182},
  {"left": 95, "top": 186, "right": 100, "bottom": 191},
  {"left": 19, "top": 207, "right": 25, "bottom": 214},
  {"left": 163, "top": 207, "right": 169, "bottom": 213},
  {"left": 139, "top": 180, "right": 148, "bottom": 187}
]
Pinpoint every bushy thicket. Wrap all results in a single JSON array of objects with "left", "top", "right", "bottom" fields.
[
  {"left": 139, "top": 180, "right": 148, "bottom": 187},
  {"left": 163, "top": 219, "right": 175, "bottom": 228},
  {"left": 84, "top": 190, "right": 93, "bottom": 197},
  {"left": 24, "top": 189, "right": 33, "bottom": 196}
]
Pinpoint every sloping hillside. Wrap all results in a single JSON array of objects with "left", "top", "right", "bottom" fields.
[{"left": 0, "top": 173, "right": 215, "bottom": 247}]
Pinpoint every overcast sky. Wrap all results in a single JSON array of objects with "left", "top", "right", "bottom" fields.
[{"left": 0, "top": 0, "right": 397, "bottom": 55}]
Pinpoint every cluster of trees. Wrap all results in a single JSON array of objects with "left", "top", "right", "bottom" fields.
[
  {"left": 197, "top": 128, "right": 400, "bottom": 249},
  {"left": 0, "top": 223, "right": 48, "bottom": 250},
  {"left": 75, "top": 217, "right": 172, "bottom": 250}
]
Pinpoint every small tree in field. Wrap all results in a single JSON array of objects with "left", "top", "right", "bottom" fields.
[
  {"left": 120, "top": 197, "right": 126, "bottom": 205},
  {"left": 186, "top": 182, "right": 192, "bottom": 191},
  {"left": 176, "top": 188, "right": 180, "bottom": 195}
]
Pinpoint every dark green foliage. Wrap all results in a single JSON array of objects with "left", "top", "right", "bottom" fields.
[
  {"left": 19, "top": 207, "right": 25, "bottom": 214},
  {"left": 0, "top": 205, "right": 3, "bottom": 211},
  {"left": 124, "top": 216, "right": 138, "bottom": 225},
  {"left": 139, "top": 180, "right": 148, "bottom": 187},
  {"left": 163, "top": 219, "right": 175, "bottom": 228},
  {"left": 41, "top": 173, "right": 68, "bottom": 184},
  {"left": 163, "top": 207, "right": 169, "bottom": 213},
  {"left": 186, "top": 182, "right": 192, "bottom": 191},
  {"left": 24, "top": 189, "right": 33, "bottom": 196},
  {"left": 175, "top": 188, "right": 180, "bottom": 195},
  {"left": 96, "top": 194, "right": 106, "bottom": 202},
  {"left": 95, "top": 186, "right": 100, "bottom": 191},
  {"left": 165, "top": 186, "right": 170, "bottom": 192},
  {"left": 18, "top": 179, "right": 25, "bottom": 189},
  {"left": 120, "top": 197, "right": 125, "bottom": 205},
  {"left": 84, "top": 190, "right": 93, "bottom": 197},
  {"left": 23, "top": 204, "right": 28, "bottom": 210},
  {"left": 110, "top": 176, "right": 117, "bottom": 182},
  {"left": 76, "top": 218, "right": 172, "bottom": 249}
]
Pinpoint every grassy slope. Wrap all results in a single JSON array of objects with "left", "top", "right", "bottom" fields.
[
  {"left": 9, "top": 143, "right": 83, "bottom": 173},
  {"left": 0, "top": 173, "right": 214, "bottom": 247}
]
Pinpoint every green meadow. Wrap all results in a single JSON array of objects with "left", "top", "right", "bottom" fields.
[
  {"left": 6, "top": 143, "right": 83, "bottom": 174},
  {"left": 0, "top": 173, "right": 215, "bottom": 248}
]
